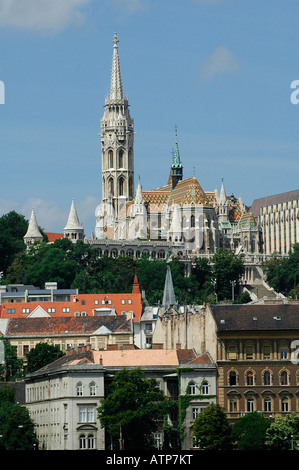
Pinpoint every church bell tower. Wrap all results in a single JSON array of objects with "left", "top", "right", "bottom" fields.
[{"left": 100, "top": 34, "right": 134, "bottom": 217}]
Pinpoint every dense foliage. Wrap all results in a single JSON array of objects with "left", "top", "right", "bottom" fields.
[
  {"left": 0, "top": 386, "right": 38, "bottom": 450},
  {"left": 97, "top": 368, "right": 173, "bottom": 450},
  {"left": 193, "top": 403, "right": 234, "bottom": 450},
  {"left": 262, "top": 243, "right": 299, "bottom": 298},
  {"left": 26, "top": 342, "right": 65, "bottom": 373}
]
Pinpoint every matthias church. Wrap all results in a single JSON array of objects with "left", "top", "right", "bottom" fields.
[{"left": 24, "top": 34, "right": 299, "bottom": 273}]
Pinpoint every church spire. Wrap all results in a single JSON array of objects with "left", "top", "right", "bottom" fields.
[
  {"left": 162, "top": 264, "right": 177, "bottom": 310},
  {"left": 63, "top": 199, "right": 84, "bottom": 242},
  {"left": 109, "top": 32, "right": 123, "bottom": 101},
  {"left": 170, "top": 127, "right": 183, "bottom": 189}
]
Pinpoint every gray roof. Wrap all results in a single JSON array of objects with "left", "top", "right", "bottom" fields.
[
  {"left": 250, "top": 189, "right": 299, "bottom": 218},
  {"left": 209, "top": 303, "right": 299, "bottom": 331}
]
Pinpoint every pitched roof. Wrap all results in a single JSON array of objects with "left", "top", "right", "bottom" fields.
[
  {"left": 209, "top": 304, "right": 299, "bottom": 331},
  {"left": 5, "top": 315, "right": 132, "bottom": 337}
]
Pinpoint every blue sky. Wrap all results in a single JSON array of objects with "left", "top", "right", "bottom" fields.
[{"left": 0, "top": 0, "right": 299, "bottom": 236}]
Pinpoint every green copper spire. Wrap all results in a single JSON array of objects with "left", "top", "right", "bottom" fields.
[{"left": 172, "top": 126, "right": 182, "bottom": 169}]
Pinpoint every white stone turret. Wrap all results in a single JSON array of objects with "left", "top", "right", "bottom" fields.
[
  {"left": 63, "top": 199, "right": 84, "bottom": 242},
  {"left": 24, "top": 209, "right": 43, "bottom": 248}
]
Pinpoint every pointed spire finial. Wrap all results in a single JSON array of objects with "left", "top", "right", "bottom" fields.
[{"left": 110, "top": 32, "right": 123, "bottom": 101}]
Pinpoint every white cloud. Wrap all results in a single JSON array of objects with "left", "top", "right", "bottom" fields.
[
  {"left": 0, "top": 195, "right": 98, "bottom": 233},
  {"left": 199, "top": 46, "right": 241, "bottom": 81},
  {"left": 0, "top": 0, "right": 93, "bottom": 31}
]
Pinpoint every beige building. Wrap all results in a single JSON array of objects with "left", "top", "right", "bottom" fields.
[
  {"left": 251, "top": 189, "right": 299, "bottom": 255},
  {"left": 0, "top": 316, "right": 134, "bottom": 365},
  {"left": 25, "top": 348, "right": 217, "bottom": 450}
]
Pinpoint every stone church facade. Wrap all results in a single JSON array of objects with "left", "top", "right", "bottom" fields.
[{"left": 24, "top": 34, "right": 298, "bottom": 271}]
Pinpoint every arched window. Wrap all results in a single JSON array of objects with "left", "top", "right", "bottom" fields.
[
  {"left": 201, "top": 381, "right": 209, "bottom": 395},
  {"left": 246, "top": 371, "right": 254, "bottom": 386},
  {"left": 108, "top": 150, "right": 113, "bottom": 168},
  {"left": 87, "top": 434, "right": 95, "bottom": 449},
  {"left": 247, "top": 397, "right": 254, "bottom": 412},
  {"left": 280, "top": 371, "right": 288, "bottom": 386},
  {"left": 281, "top": 397, "right": 289, "bottom": 412},
  {"left": 263, "top": 370, "right": 271, "bottom": 386},
  {"left": 189, "top": 382, "right": 196, "bottom": 395},
  {"left": 79, "top": 434, "right": 86, "bottom": 449},
  {"left": 119, "top": 177, "right": 124, "bottom": 196},
  {"left": 89, "top": 382, "right": 96, "bottom": 396},
  {"left": 229, "top": 371, "right": 237, "bottom": 386},
  {"left": 109, "top": 178, "right": 114, "bottom": 196},
  {"left": 191, "top": 214, "right": 195, "bottom": 228},
  {"left": 264, "top": 397, "right": 272, "bottom": 412},
  {"left": 76, "top": 382, "right": 83, "bottom": 396},
  {"left": 119, "top": 149, "right": 124, "bottom": 168}
]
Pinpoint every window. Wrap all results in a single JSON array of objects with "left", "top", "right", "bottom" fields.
[
  {"left": 81, "top": 300, "right": 85, "bottom": 305},
  {"left": 247, "top": 397, "right": 254, "bottom": 413},
  {"left": 229, "top": 371, "right": 237, "bottom": 386},
  {"left": 245, "top": 344, "right": 254, "bottom": 360},
  {"left": 7, "top": 308, "right": 15, "bottom": 314},
  {"left": 192, "top": 407, "right": 199, "bottom": 419},
  {"left": 189, "top": 382, "right": 196, "bottom": 395},
  {"left": 79, "top": 433, "right": 95, "bottom": 450},
  {"left": 228, "top": 344, "right": 237, "bottom": 360},
  {"left": 201, "top": 381, "right": 209, "bottom": 395},
  {"left": 230, "top": 399, "right": 237, "bottom": 413},
  {"left": 121, "top": 299, "right": 125, "bottom": 304},
  {"left": 263, "top": 371, "right": 271, "bottom": 386},
  {"left": 263, "top": 344, "right": 271, "bottom": 360},
  {"left": 246, "top": 371, "right": 254, "bottom": 386},
  {"left": 76, "top": 382, "right": 83, "bottom": 396},
  {"left": 280, "top": 371, "right": 288, "bottom": 386},
  {"left": 281, "top": 397, "right": 289, "bottom": 412},
  {"left": 128, "top": 299, "right": 132, "bottom": 304},
  {"left": 153, "top": 433, "right": 162, "bottom": 450},
  {"left": 94, "top": 300, "right": 99, "bottom": 305},
  {"left": 22, "top": 308, "right": 30, "bottom": 314},
  {"left": 23, "top": 345, "right": 29, "bottom": 356},
  {"left": 47, "top": 308, "right": 55, "bottom": 313},
  {"left": 79, "top": 407, "right": 94, "bottom": 423},
  {"left": 62, "top": 307, "right": 70, "bottom": 313},
  {"left": 89, "top": 382, "right": 96, "bottom": 396},
  {"left": 264, "top": 398, "right": 272, "bottom": 412},
  {"left": 280, "top": 343, "right": 288, "bottom": 360}
]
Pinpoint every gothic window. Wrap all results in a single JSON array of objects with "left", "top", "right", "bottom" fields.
[
  {"left": 119, "top": 149, "right": 124, "bottom": 168},
  {"left": 191, "top": 215, "right": 195, "bottom": 227},
  {"left": 119, "top": 177, "right": 124, "bottom": 196},
  {"left": 109, "top": 178, "right": 114, "bottom": 196},
  {"left": 128, "top": 149, "right": 133, "bottom": 170},
  {"left": 108, "top": 150, "right": 114, "bottom": 168},
  {"left": 129, "top": 177, "right": 134, "bottom": 199}
]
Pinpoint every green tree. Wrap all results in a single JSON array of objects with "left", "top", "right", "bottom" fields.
[
  {"left": 0, "top": 339, "right": 23, "bottom": 381},
  {"left": 193, "top": 403, "right": 233, "bottom": 450},
  {"left": 211, "top": 249, "right": 245, "bottom": 301},
  {"left": 0, "top": 386, "right": 38, "bottom": 450},
  {"left": 0, "top": 211, "right": 27, "bottom": 277},
  {"left": 266, "top": 414, "right": 299, "bottom": 450},
  {"left": 97, "top": 368, "right": 173, "bottom": 450},
  {"left": 232, "top": 411, "right": 270, "bottom": 450},
  {"left": 262, "top": 244, "right": 299, "bottom": 297},
  {"left": 26, "top": 342, "right": 65, "bottom": 373}
]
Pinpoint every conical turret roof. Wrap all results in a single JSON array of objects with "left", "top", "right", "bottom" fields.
[
  {"left": 24, "top": 209, "right": 43, "bottom": 240},
  {"left": 64, "top": 199, "right": 83, "bottom": 231}
]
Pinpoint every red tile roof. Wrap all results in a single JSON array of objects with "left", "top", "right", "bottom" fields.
[{"left": 0, "top": 291, "right": 142, "bottom": 321}]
